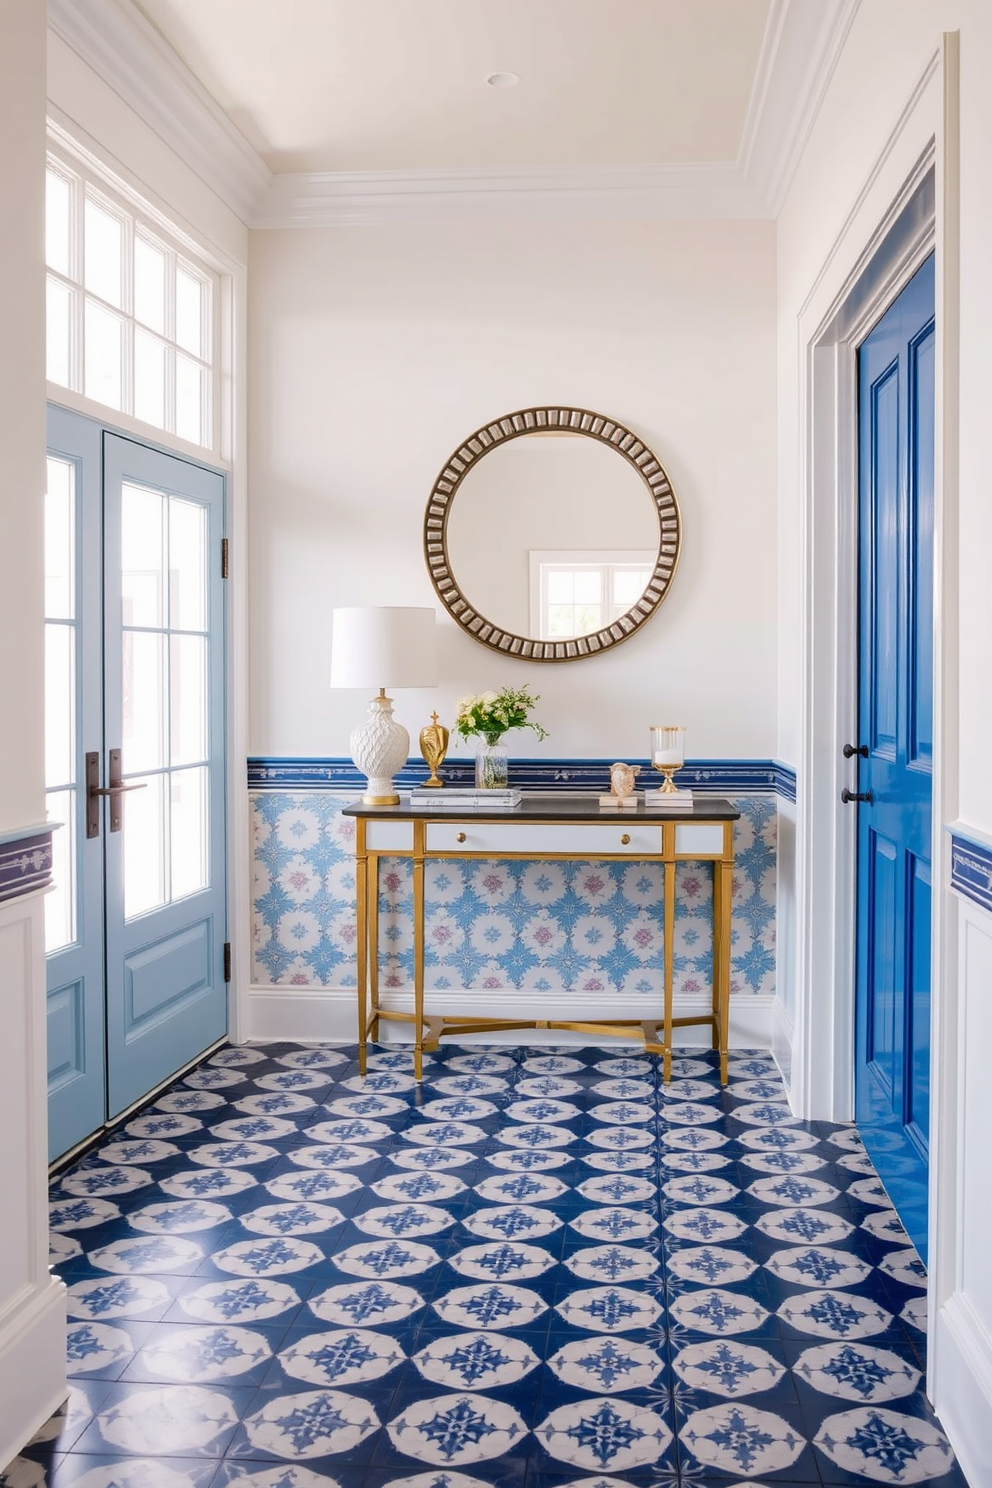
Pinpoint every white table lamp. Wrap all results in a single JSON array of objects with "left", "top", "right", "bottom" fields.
[{"left": 330, "top": 607, "right": 438, "bottom": 805}]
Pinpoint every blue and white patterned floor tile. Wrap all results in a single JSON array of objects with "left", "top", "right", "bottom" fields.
[{"left": 2, "top": 1041, "right": 969, "bottom": 1488}]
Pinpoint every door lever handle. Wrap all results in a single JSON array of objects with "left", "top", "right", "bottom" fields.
[
  {"left": 86, "top": 748, "right": 148, "bottom": 836},
  {"left": 843, "top": 743, "right": 869, "bottom": 758},
  {"left": 841, "top": 788, "right": 873, "bottom": 804}
]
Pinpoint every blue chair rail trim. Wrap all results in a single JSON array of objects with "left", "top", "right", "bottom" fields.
[
  {"left": 249, "top": 756, "right": 798, "bottom": 801},
  {"left": 0, "top": 828, "right": 54, "bottom": 903},
  {"left": 950, "top": 831, "right": 992, "bottom": 915}
]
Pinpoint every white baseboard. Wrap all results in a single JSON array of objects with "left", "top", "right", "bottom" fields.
[
  {"left": 244, "top": 985, "right": 775, "bottom": 1050},
  {"left": 933, "top": 1292, "right": 992, "bottom": 1486},
  {"left": 0, "top": 1278, "right": 67, "bottom": 1470},
  {"left": 771, "top": 995, "right": 796, "bottom": 1099}
]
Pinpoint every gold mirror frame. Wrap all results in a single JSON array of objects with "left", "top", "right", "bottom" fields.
[{"left": 424, "top": 406, "right": 682, "bottom": 662}]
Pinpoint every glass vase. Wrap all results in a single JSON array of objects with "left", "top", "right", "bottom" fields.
[{"left": 475, "top": 740, "right": 509, "bottom": 790}]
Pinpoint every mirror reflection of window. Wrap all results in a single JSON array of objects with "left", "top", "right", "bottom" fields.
[
  {"left": 531, "top": 550, "right": 655, "bottom": 640},
  {"left": 444, "top": 433, "right": 662, "bottom": 641}
]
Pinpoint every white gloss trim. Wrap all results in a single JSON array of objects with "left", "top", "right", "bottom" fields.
[{"left": 244, "top": 984, "right": 775, "bottom": 1050}]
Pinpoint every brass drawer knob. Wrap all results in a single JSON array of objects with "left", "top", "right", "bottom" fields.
[
  {"left": 620, "top": 833, "right": 631, "bottom": 845},
  {"left": 456, "top": 832, "right": 467, "bottom": 843}
]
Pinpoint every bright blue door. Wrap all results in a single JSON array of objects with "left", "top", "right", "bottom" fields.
[
  {"left": 45, "top": 412, "right": 228, "bottom": 1159},
  {"left": 854, "top": 255, "right": 935, "bottom": 1261}
]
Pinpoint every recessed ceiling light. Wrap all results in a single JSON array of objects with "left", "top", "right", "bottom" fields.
[{"left": 486, "top": 72, "right": 520, "bottom": 88}]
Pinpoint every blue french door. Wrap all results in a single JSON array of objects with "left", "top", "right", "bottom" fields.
[
  {"left": 45, "top": 408, "right": 228, "bottom": 1160},
  {"left": 854, "top": 255, "right": 935, "bottom": 1262}
]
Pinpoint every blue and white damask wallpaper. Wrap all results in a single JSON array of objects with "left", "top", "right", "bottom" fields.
[{"left": 251, "top": 793, "right": 777, "bottom": 998}]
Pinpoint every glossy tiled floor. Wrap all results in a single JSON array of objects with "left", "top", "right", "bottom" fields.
[{"left": 2, "top": 1043, "right": 967, "bottom": 1487}]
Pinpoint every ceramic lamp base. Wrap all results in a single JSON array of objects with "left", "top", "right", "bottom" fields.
[{"left": 350, "top": 691, "right": 409, "bottom": 807}]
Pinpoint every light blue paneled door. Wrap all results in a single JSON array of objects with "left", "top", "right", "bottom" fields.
[
  {"left": 853, "top": 255, "right": 935, "bottom": 1261},
  {"left": 45, "top": 408, "right": 228, "bottom": 1159}
]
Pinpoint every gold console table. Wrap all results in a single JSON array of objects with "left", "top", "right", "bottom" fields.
[{"left": 343, "top": 796, "right": 740, "bottom": 1083}]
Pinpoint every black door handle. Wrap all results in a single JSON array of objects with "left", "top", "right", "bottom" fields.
[
  {"left": 841, "top": 788, "right": 873, "bottom": 804},
  {"left": 843, "top": 743, "right": 869, "bottom": 758}
]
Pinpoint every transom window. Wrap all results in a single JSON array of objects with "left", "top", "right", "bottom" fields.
[
  {"left": 46, "top": 154, "right": 217, "bottom": 450},
  {"left": 530, "top": 550, "right": 656, "bottom": 641}
]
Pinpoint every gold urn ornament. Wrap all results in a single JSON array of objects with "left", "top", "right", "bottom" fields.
[{"left": 419, "top": 711, "right": 449, "bottom": 788}]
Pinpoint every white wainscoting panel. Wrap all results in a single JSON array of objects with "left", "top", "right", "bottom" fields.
[
  {"left": 0, "top": 891, "right": 67, "bottom": 1465},
  {"left": 245, "top": 984, "right": 775, "bottom": 1051},
  {"left": 931, "top": 896, "right": 992, "bottom": 1482}
]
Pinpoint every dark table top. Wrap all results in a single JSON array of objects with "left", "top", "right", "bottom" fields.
[{"left": 342, "top": 794, "right": 740, "bottom": 823}]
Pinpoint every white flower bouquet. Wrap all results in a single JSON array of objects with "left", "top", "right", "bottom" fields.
[{"left": 453, "top": 686, "right": 549, "bottom": 748}]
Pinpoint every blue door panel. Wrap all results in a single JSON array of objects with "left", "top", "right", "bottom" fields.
[
  {"left": 865, "top": 831, "right": 898, "bottom": 1094},
  {"left": 46, "top": 978, "right": 87, "bottom": 1092},
  {"left": 855, "top": 253, "right": 934, "bottom": 1263},
  {"left": 125, "top": 919, "right": 214, "bottom": 1029},
  {"left": 870, "top": 367, "right": 900, "bottom": 755},
  {"left": 45, "top": 410, "right": 227, "bottom": 1158},
  {"left": 102, "top": 433, "right": 227, "bottom": 1120},
  {"left": 907, "top": 854, "right": 931, "bottom": 1159},
  {"left": 45, "top": 408, "right": 107, "bottom": 1160},
  {"left": 909, "top": 330, "right": 935, "bottom": 765}
]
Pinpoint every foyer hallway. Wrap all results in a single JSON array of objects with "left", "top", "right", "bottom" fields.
[{"left": 5, "top": 1041, "right": 965, "bottom": 1486}]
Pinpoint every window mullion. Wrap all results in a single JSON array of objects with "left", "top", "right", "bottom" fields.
[
  {"left": 122, "top": 211, "right": 135, "bottom": 416},
  {"left": 165, "top": 247, "right": 177, "bottom": 435},
  {"left": 70, "top": 170, "right": 84, "bottom": 393}
]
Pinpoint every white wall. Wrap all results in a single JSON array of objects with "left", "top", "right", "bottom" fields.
[
  {"left": 247, "top": 217, "right": 778, "bottom": 764},
  {"left": 775, "top": 1, "right": 992, "bottom": 1477},
  {"left": 0, "top": 0, "right": 69, "bottom": 1467}
]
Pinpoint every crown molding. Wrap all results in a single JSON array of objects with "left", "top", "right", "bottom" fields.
[
  {"left": 48, "top": 0, "right": 271, "bottom": 225},
  {"left": 739, "top": 0, "right": 862, "bottom": 216},
  {"left": 48, "top": 0, "right": 859, "bottom": 230},
  {"left": 253, "top": 161, "right": 758, "bottom": 228}
]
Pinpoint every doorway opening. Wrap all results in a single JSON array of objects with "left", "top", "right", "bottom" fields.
[{"left": 45, "top": 405, "right": 229, "bottom": 1161}]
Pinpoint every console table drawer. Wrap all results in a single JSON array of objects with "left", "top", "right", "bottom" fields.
[
  {"left": 674, "top": 823, "right": 727, "bottom": 856},
  {"left": 366, "top": 822, "right": 415, "bottom": 852},
  {"left": 426, "top": 822, "right": 664, "bottom": 856}
]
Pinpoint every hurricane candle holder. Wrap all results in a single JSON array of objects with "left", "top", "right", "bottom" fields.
[{"left": 650, "top": 725, "right": 686, "bottom": 794}]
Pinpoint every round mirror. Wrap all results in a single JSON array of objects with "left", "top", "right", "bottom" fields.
[{"left": 424, "top": 407, "right": 681, "bottom": 661}]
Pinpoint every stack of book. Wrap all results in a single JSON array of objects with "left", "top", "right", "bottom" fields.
[
  {"left": 642, "top": 788, "right": 694, "bottom": 811},
  {"left": 407, "top": 787, "right": 522, "bottom": 810}
]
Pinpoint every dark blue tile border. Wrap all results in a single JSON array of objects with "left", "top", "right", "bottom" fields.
[
  {"left": 950, "top": 831, "right": 992, "bottom": 914},
  {"left": 248, "top": 757, "right": 798, "bottom": 802},
  {"left": 0, "top": 828, "right": 54, "bottom": 903}
]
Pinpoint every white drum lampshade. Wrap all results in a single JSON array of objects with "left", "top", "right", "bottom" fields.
[{"left": 330, "top": 607, "right": 438, "bottom": 805}]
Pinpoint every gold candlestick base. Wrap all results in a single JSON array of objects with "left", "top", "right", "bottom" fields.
[
  {"left": 655, "top": 766, "right": 680, "bottom": 794},
  {"left": 419, "top": 711, "right": 449, "bottom": 788}
]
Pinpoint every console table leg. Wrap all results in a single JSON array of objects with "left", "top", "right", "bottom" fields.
[
  {"left": 718, "top": 857, "right": 733, "bottom": 1084},
  {"left": 663, "top": 857, "right": 675, "bottom": 1084},
  {"left": 356, "top": 849, "right": 368, "bottom": 1076},
  {"left": 711, "top": 861, "right": 722, "bottom": 1055},
  {"left": 413, "top": 849, "right": 425, "bottom": 1082},
  {"left": 368, "top": 855, "right": 380, "bottom": 1044}
]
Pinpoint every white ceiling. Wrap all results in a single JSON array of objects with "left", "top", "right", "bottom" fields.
[{"left": 131, "top": 0, "right": 773, "bottom": 173}]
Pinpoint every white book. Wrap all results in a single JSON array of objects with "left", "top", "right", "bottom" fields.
[
  {"left": 409, "top": 788, "right": 518, "bottom": 799},
  {"left": 642, "top": 789, "right": 695, "bottom": 811},
  {"left": 407, "top": 801, "right": 521, "bottom": 811},
  {"left": 408, "top": 793, "right": 520, "bottom": 804},
  {"left": 408, "top": 792, "right": 521, "bottom": 803}
]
